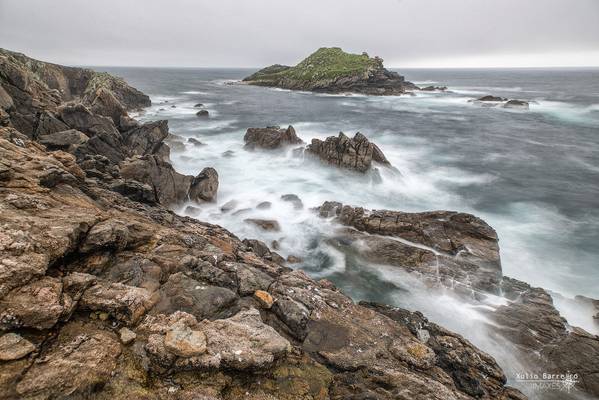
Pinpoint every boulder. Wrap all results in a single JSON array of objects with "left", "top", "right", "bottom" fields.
[
  {"left": 79, "top": 280, "right": 159, "bottom": 324},
  {"left": 188, "top": 167, "right": 218, "bottom": 202},
  {"left": 196, "top": 110, "right": 209, "bottom": 118},
  {"left": 57, "top": 103, "right": 119, "bottom": 138},
  {"left": 185, "top": 308, "right": 290, "bottom": 370},
  {"left": 38, "top": 129, "right": 88, "bottom": 150},
  {"left": 0, "top": 276, "right": 65, "bottom": 330},
  {"left": 164, "top": 326, "right": 207, "bottom": 357},
  {"left": 306, "top": 132, "right": 391, "bottom": 173},
  {"left": 244, "top": 125, "right": 304, "bottom": 150},
  {"left": 281, "top": 193, "right": 303, "bottom": 209},
  {"left": 153, "top": 272, "right": 238, "bottom": 321},
  {"left": 188, "top": 137, "right": 204, "bottom": 146},
  {"left": 476, "top": 95, "right": 506, "bottom": 102},
  {"left": 0, "top": 333, "right": 35, "bottom": 361},
  {"left": 244, "top": 218, "right": 281, "bottom": 231},
  {"left": 119, "top": 154, "right": 193, "bottom": 205},
  {"left": 123, "top": 119, "right": 169, "bottom": 156}
]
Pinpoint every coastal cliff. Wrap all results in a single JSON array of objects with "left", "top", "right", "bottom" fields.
[
  {"left": 242, "top": 47, "right": 418, "bottom": 95},
  {"left": 1, "top": 49, "right": 598, "bottom": 400}
]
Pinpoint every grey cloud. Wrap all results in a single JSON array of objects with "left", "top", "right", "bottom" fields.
[{"left": 0, "top": 0, "right": 598, "bottom": 67}]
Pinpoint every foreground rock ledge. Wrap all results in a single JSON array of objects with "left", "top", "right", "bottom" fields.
[{"left": 0, "top": 130, "right": 525, "bottom": 399}]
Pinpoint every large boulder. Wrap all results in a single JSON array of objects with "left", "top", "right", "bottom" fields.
[
  {"left": 244, "top": 125, "right": 303, "bottom": 150},
  {"left": 123, "top": 119, "right": 169, "bottom": 156},
  {"left": 119, "top": 155, "right": 193, "bottom": 205},
  {"left": 306, "top": 132, "right": 390, "bottom": 173},
  {"left": 188, "top": 167, "right": 219, "bottom": 202}
]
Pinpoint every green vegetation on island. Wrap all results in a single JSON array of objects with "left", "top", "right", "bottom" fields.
[{"left": 243, "top": 47, "right": 417, "bottom": 95}]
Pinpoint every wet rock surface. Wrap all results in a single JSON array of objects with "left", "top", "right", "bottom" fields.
[
  {"left": 317, "top": 201, "right": 502, "bottom": 293},
  {"left": 306, "top": 132, "right": 391, "bottom": 173},
  {"left": 244, "top": 125, "right": 304, "bottom": 150}
]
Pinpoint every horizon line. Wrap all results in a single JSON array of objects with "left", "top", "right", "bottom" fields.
[{"left": 83, "top": 64, "right": 599, "bottom": 70}]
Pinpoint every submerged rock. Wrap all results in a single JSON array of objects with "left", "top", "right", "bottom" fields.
[
  {"left": 244, "top": 125, "right": 303, "bottom": 150},
  {"left": 196, "top": 109, "right": 209, "bottom": 118},
  {"left": 281, "top": 193, "right": 303, "bottom": 209},
  {"left": 503, "top": 99, "right": 529, "bottom": 109},
  {"left": 306, "top": 132, "right": 391, "bottom": 173},
  {"left": 475, "top": 95, "right": 506, "bottom": 102},
  {"left": 244, "top": 218, "right": 282, "bottom": 231}
]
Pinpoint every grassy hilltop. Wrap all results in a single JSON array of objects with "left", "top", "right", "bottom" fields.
[{"left": 243, "top": 47, "right": 415, "bottom": 95}]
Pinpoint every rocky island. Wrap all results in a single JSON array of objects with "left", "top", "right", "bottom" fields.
[
  {"left": 1, "top": 48, "right": 598, "bottom": 400},
  {"left": 242, "top": 47, "right": 418, "bottom": 95}
]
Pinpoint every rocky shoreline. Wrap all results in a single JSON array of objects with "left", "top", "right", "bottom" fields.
[{"left": 1, "top": 48, "right": 598, "bottom": 400}]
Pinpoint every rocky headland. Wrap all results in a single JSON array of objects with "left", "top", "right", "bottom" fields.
[
  {"left": 1, "top": 48, "right": 598, "bottom": 400},
  {"left": 242, "top": 47, "right": 418, "bottom": 95}
]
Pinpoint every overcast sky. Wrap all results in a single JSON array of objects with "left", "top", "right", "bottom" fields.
[{"left": 1, "top": 0, "right": 598, "bottom": 68}]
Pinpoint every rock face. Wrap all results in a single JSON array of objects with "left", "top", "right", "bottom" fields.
[
  {"left": 318, "top": 201, "right": 502, "bottom": 293},
  {"left": 243, "top": 47, "right": 418, "bottom": 95},
  {"left": 0, "top": 47, "right": 217, "bottom": 207},
  {"left": 244, "top": 125, "right": 303, "bottom": 149},
  {"left": 306, "top": 132, "right": 391, "bottom": 173}
]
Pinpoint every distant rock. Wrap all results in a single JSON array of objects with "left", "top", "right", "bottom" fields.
[
  {"left": 243, "top": 47, "right": 418, "bottom": 95},
  {"left": 222, "top": 150, "right": 235, "bottom": 158},
  {"left": 256, "top": 201, "right": 272, "bottom": 209},
  {"left": 244, "top": 218, "right": 281, "bottom": 231},
  {"left": 306, "top": 132, "right": 391, "bottom": 173},
  {"left": 475, "top": 95, "right": 506, "bottom": 102},
  {"left": 281, "top": 193, "right": 303, "bottom": 209},
  {"left": 193, "top": 103, "right": 204, "bottom": 108},
  {"left": 503, "top": 99, "right": 529, "bottom": 109},
  {"left": 187, "top": 137, "right": 204, "bottom": 146},
  {"left": 420, "top": 85, "right": 447, "bottom": 91},
  {"left": 244, "top": 125, "right": 303, "bottom": 150},
  {"left": 220, "top": 199, "right": 238, "bottom": 213}
]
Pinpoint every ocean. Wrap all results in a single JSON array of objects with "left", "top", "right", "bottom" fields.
[{"left": 98, "top": 66, "right": 599, "bottom": 393}]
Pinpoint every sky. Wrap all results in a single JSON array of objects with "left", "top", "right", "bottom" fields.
[{"left": 1, "top": 0, "right": 598, "bottom": 68}]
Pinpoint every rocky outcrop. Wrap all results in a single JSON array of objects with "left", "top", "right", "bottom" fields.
[
  {"left": 189, "top": 167, "right": 219, "bottom": 202},
  {"left": 469, "top": 96, "right": 530, "bottom": 110},
  {"left": 243, "top": 47, "right": 418, "bottom": 95},
  {"left": 318, "top": 201, "right": 503, "bottom": 293},
  {"left": 0, "top": 48, "right": 219, "bottom": 208},
  {"left": 0, "top": 126, "right": 525, "bottom": 399},
  {"left": 490, "top": 278, "right": 599, "bottom": 397},
  {"left": 244, "top": 125, "right": 304, "bottom": 150},
  {"left": 306, "top": 132, "right": 391, "bottom": 173}
]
